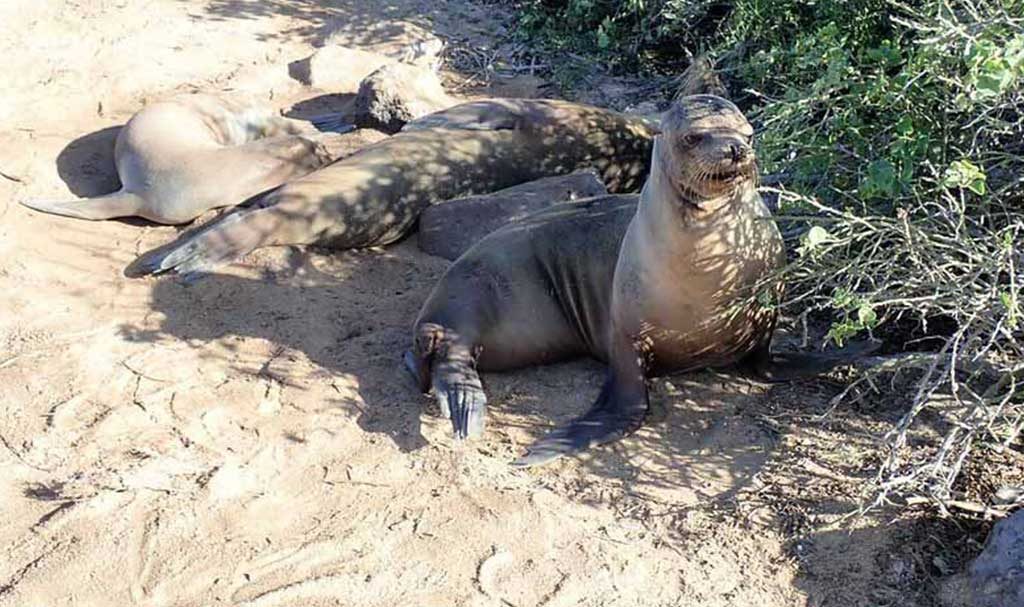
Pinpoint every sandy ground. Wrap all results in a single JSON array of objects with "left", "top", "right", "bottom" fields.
[{"left": 0, "top": 2, "right": 1000, "bottom": 606}]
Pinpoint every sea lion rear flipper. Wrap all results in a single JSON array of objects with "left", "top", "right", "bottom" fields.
[
  {"left": 125, "top": 210, "right": 260, "bottom": 280},
  {"left": 20, "top": 190, "right": 145, "bottom": 222},
  {"left": 749, "top": 338, "right": 883, "bottom": 382},
  {"left": 512, "top": 373, "right": 649, "bottom": 467}
]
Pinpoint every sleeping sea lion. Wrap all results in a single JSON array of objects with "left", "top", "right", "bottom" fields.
[{"left": 20, "top": 93, "right": 349, "bottom": 224}]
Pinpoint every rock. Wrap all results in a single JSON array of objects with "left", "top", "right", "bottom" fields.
[
  {"left": 418, "top": 170, "right": 609, "bottom": 260},
  {"left": 353, "top": 62, "right": 456, "bottom": 134},
  {"left": 293, "top": 21, "right": 444, "bottom": 93},
  {"left": 940, "top": 509, "right": 1024, "bottom": 607},
  {"left": 323, "top": 21, "right": 440, "bottom": 65},
  {"left": 293, "top": 46, "right": 393, "bottom": 92}
]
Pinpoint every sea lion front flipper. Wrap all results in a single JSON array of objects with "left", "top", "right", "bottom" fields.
[
  {"left": 433, "top": 358, "right": 488, "bottom": 438},
  {"left": 748, "top": 338, "right": 882, "bottom": 382},
  {"left": 513, "top": 372, "right": 649, "bottom": 467},
  {"left": 408, "top": 325, "right": 488, "bottom": 438}
]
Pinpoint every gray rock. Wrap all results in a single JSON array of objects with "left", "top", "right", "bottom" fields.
[
  {"left": 353, "top": 62, "right": 456, "bottom": 134},
  {"left": 294, "top": 26, "right": 443, "bottom": 94},
  {"left": 940, "top": 509, "right": 1024, "bottom": 607},
  {"left": 418, "top": 170, "right": 609, "bottom": 261},
  {"left": 322, "top": 21, "right": 441, "bottom": 65},
  {"left": 297, "top": 46, "right": 393, "bottom": 92}
]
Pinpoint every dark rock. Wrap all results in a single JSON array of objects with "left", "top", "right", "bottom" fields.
[
  {"left": 353, "top": 62, "right": 456, "bottom": 134},
  {"left": 940, "top": 509, "right": 1024, "bottom": 607}
]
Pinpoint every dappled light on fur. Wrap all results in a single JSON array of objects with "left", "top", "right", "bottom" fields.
[{"left": 127, "top": 98, "right": 656, "bottom": 278}]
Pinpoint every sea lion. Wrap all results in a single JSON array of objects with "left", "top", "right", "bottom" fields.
[
  {"left": 408, "top": 95, "right": 873, "bottom": 464},
  {"left": 125, "top": 98, "right": 656, "bottom": 278},
  {"left": 20, "top": 94, "right": 351, "bottom": 224}
]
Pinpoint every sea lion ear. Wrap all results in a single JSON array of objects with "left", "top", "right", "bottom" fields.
[{"left": 631, "top": 113, "right": 661, "bottom": 134}]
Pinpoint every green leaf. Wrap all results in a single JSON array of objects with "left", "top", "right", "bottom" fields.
[
  {"left": 857, "top": 305, "right": 878, "bottom": 328},
  {"left": 975, "top": 57, "right": 1014, "bottom": 99},
  {"left": 860, "top": 159, "right": 898, "bottom": 199},
  {"left": 943, "top": 160, "right": 987, "bottom": 195},
  {"left": 801, "top": 225, "right": 834, "bottom": 254},
  {"left": 831, "top": 287, "right": 855, "bottom": 310},
  {"left": 1005, "top": 35, "right": 1024, "bottom": 70},
  {"left": 1001, "top": 292, "right": 1020, "bottom": 329},
  {"left": 806, "top": 225, "right": 831, "bottom": 245},
  {"left": 895, "top": 116, "right": 914, "bottom": 137},
  {"left": 826, "top": 320, "right": 859, "bottom": 347}
]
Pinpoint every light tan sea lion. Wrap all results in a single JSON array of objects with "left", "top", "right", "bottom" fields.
[
  {"left": 20, "top": 94, "right": 350, "bottom": 224},
  {"left": 126, "top": 98, "right": 656, "bottom": 278},
  {"left": 408, "top": 95, "right": 874, "bottom": 464}
]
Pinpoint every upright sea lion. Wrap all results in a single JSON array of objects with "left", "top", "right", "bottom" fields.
[
  {"left": 126, "top": 98, "right": 656, "bottom": 278},
  {"left": 408, "top": 95, "right": 872, "bottom": 464},
  {"left": 20, "top": 94, "right": 350, "bottom": 224}
]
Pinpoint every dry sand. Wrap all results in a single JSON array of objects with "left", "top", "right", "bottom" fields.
[{"left": 0, "top": 2, "right": 987, "bottom": 606}]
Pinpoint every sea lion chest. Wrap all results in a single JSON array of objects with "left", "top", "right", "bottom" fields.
[{"left": 611, "top": 188, "right": 785, "bottom": 374}]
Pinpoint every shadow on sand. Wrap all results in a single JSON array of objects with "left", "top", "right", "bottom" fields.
[
  {"left": 181, "top": 0, "right": 444, "bottom": 45},
  {"left": 112, "top": 237, "right": 786, "bottom": 517},
  {"left": 56, "top": 126, "right": 122, "bottom": 198},
  {"left": 791, "top": 513, "right": 990, "bottom": 607}
]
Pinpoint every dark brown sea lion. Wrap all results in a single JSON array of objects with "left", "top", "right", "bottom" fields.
[
  {"left": 126, "top": 98, "right": 656, "bottom": 278},
  {"left": 408, "top": 95, "right": 872, "bottom": 465},
  {"left": 20, "top": 94, "right": 350, "bottom": 224}
]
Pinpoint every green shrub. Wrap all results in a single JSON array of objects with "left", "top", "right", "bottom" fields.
[{"left": 752, "top": 1, "right": 1023, "bottom": 509}]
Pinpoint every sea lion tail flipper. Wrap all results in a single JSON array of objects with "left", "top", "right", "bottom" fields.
[
  {"left": 308, "top": 113, "right": 356, "bottom": 134},
  {"left": 512, "top": 374, "right": 649, "bottom": 467},
  {"left": 19, "top": 190, "right": 145, "bottom": 221},
  {"left": 125, "top": 210, "right": 262, "bottom": 280},
  {"left": 752, "top": 338, "right": 883, "bottom": 382}
]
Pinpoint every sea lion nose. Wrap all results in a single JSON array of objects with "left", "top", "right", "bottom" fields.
[{"left": 729, "top": 143, "right": 747, "bottom": 163}]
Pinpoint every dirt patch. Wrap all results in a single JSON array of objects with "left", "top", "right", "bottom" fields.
[{"left": 0, "top": 2, "right": 999, "bottom": 606}]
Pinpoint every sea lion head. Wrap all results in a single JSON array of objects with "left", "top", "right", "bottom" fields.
[{"left": 657, "top": 94, "right": 756, "bottom": 204}]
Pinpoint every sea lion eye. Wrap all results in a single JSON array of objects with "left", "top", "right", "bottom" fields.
[{"left": 683, "top": 133, "right": 703, "bottom": 147}]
